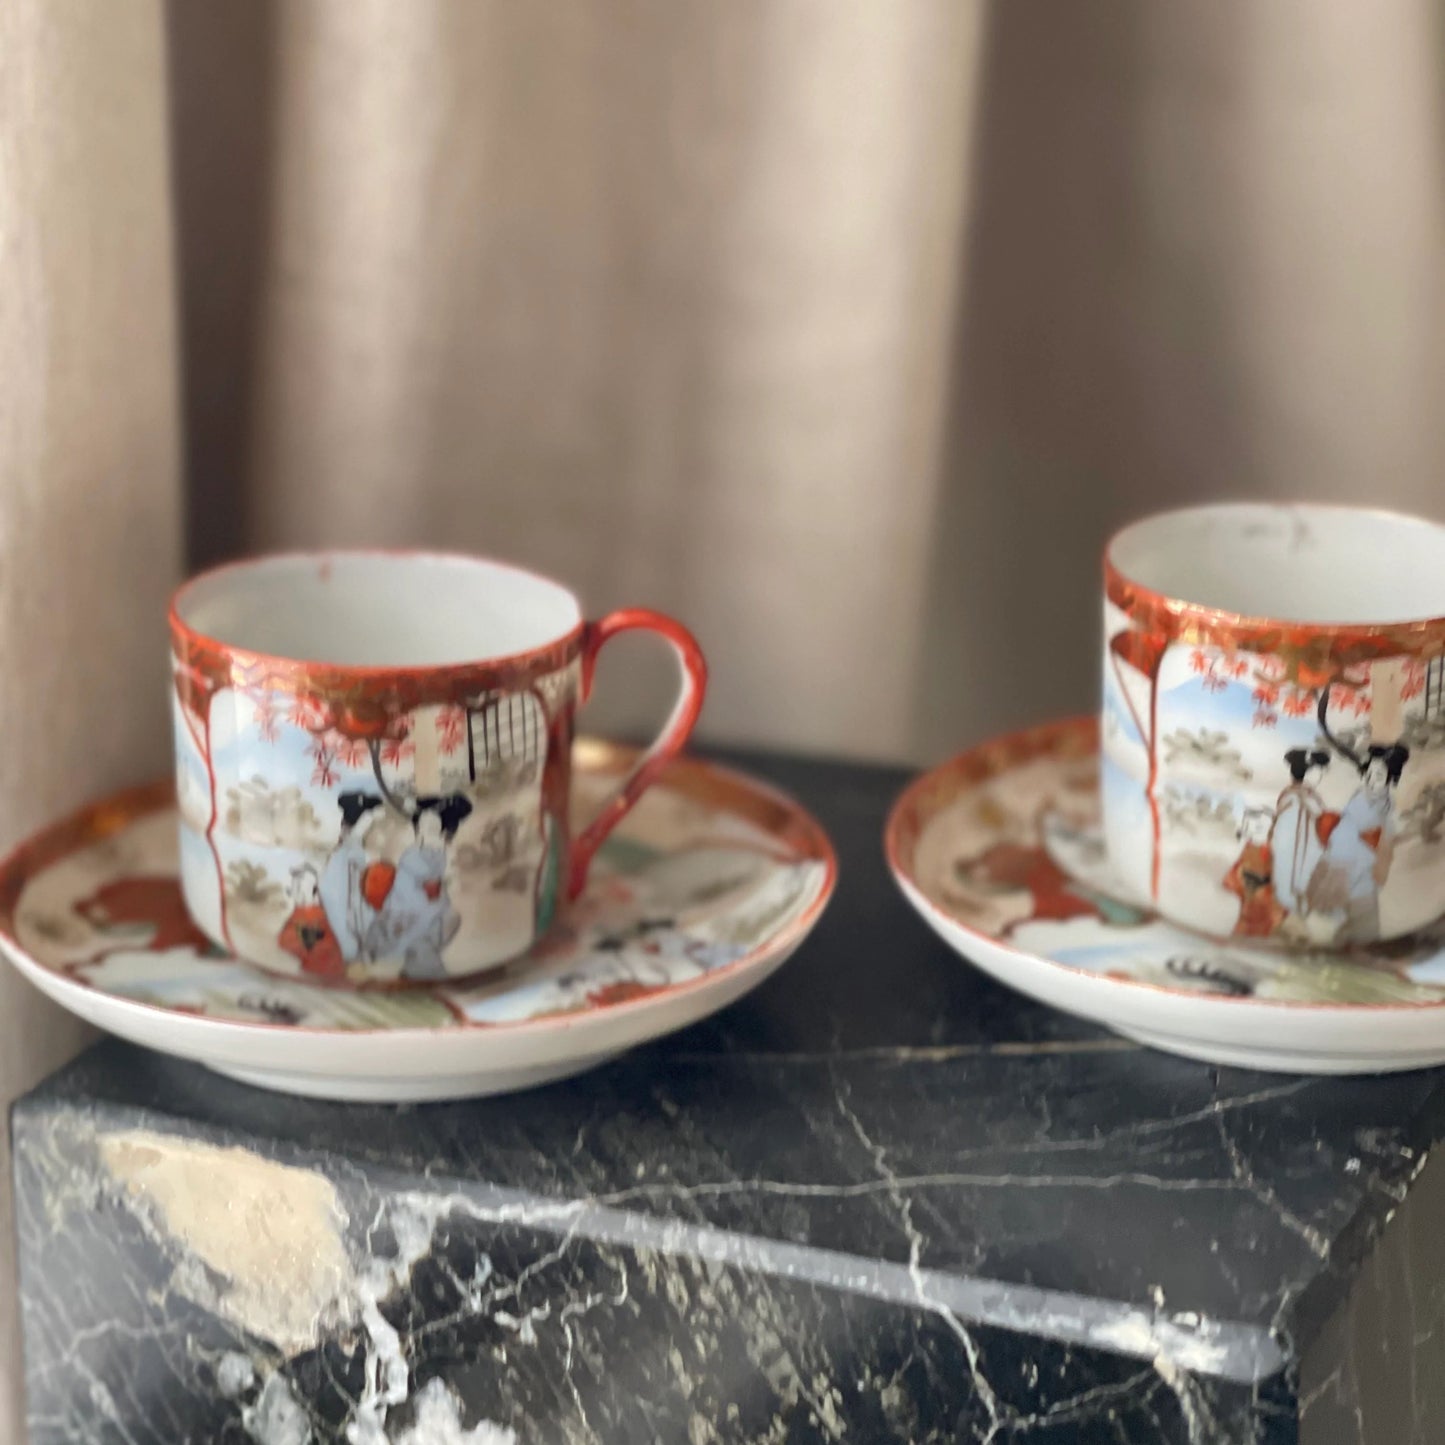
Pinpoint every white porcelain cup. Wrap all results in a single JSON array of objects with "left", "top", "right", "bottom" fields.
[
  {"left": 1101, "top": 503, "right": 1445, "bottom": 946},
  {"left": 169, "top": 551, "right": 706, "bottom": 986}
]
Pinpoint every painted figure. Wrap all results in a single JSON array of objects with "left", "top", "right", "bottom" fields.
[
  {"left": 319, "top": 790, "right": 383, "bottom": 963},
  {"left": 278, "top": 864, "right": 345, "bottom": 979},
  {"left": 364, "top": 794, "right": 474, "bottom": 979},
  {"left": 1309, "top": 687, "right": 1412, "bottom": 944},
  {"left": 1223, "top": 807, "right": 1286, "bottom": 939},
  {"left": 1272, "top": 748, "right": 1331, "bottom": 917},
  {"left": 1308, "top": 744, "right": 1410, "bottom": 944}
]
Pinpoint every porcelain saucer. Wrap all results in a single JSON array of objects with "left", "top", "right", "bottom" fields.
[
  {"left": 0, "top": 741, "right": 835, "bottom": 1100},
  {"left": 886, "top": 717, "right": 1445, "bottom": 1074}
]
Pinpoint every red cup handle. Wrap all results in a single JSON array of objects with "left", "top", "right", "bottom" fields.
[{"left": 568, "top": 608, "right": 708, "bottom": 899}]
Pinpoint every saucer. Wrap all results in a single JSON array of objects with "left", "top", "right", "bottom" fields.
[
  {"left": 0, "top": 741, "right": 835, "bottom": 1100},
  {"left": 886, "top": 717, "right": 1445, "bottom": 1074}
]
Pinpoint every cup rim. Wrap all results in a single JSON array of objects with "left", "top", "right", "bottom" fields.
[
  {"left": 1104, "top": 500, "right": 1445, "bottom": 640},
  {"left": 169, "top": 547, "right": 587, "bottom": 680}
]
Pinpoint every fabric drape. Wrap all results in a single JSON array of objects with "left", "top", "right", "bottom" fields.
[
  {"left": 4, "top": 0, "right": 1443, "bottom": 1429},
  {"left": 0, "top": 0, "right": 180, "bottom": 1427}
]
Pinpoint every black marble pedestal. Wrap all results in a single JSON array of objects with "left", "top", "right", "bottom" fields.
[{"left": 14, "top": 750, "right": 1445, "bottom": 1443}]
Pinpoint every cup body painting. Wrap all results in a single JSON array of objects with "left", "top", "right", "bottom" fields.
[
  {"left": 170, "top": 552, "right": 706, "bottom": 986},
  {"left": 1102, "top": 504, "right": 1445, "bottom": 947}
]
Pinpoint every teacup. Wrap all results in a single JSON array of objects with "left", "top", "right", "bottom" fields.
[
  {"left": 1101, "top": 503, "right": 1445, "bottom": 946},
  {"left": 169, "top": 551, "right": 706, "bottom": 986}
]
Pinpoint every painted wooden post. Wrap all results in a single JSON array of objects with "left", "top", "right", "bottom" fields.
[
  {"left": 1372, "top": 658, "right": 1405, "bottom": 745},
  {"left": 412, "top": 707, "right": 442, "bottom": 796}
]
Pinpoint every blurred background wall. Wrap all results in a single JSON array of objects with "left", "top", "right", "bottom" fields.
[
  {"left": 0, "top": 1, "right": 180, "bottom": 1429},
  {"left": 3, "top": 0, "right": 1445, "bottom": 1428},
  {"left": 167, "top": 0, "right": 1445, "bottom": 765}
]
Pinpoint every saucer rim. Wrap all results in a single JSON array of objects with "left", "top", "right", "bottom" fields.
[
  {"left": 0, "top": 740, "right": 837, "bottom": 1043},
  {"left": 884, "top": 714, "right": 1445, "bottom": 1016}
]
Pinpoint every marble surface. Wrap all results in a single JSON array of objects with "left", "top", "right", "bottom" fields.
[{"left": 14, "top": 749, "right": 1445, "bottom": 1443}]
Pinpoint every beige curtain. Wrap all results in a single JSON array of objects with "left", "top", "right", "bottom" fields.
[
  {"left": 0, "top": 0, "right": 181, "bottom": 1430},
  {"left": 3, "top": 0, "right": 1443, "bottom": 1430}
]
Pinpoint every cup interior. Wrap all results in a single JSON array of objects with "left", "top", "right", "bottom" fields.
[
  {"left": 1107, "top": 504, "right": 1445, "bottom": 625},
  {"left": 173, "top": 552, "right": 582, "bottom": 667}
]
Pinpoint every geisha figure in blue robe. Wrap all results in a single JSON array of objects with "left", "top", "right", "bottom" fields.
[
  {"left": 364, "top": 793, "right": 473, "bottom": 979},
  {"left": 318, "top": 790, "right": 382, "bottom": 963},
  {"left": 1308, "top": 744, "right": 1409, "bottom": 944}
]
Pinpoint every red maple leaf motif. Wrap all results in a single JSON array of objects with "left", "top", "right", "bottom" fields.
[
  {"left": 380, "top": 736, "right": 415, "bottom": 767},
  {"left": 334, "top": 735, "right": 369, "bottom": 769},
  {"left": 287, "top": 695, "right": 328, "bottom": 732},
  {"left": 1347, "top": 690, "right": 1373, "bottom": 716},
  {"left": 1202, "top": 673, "right": 1229, "bottom": 694},
  {"left": 253, "top": 701, "right": 279, "bottom": 743},
  {"left": 437, "top": 706, "right": 468, "bottom": 755},
  {"left": 1281, "top": 691, "right": 1314, "bottom": 718},
  {"left": 1402, "top": 660, "right": 1426, "bottom": 701},
  {"left": 1228, "top": 658, "right": 1250, "bottom": 680},
  {"left": 1188, "top": 649, "right": 1212, "bottom": 675},
  {"left": 1252, "top": 706, "right": 1279, "bottom": 729},
  {"left": 311, "top": 751, "right": 339, "bottom": 788},
  {"left": 1252, "top": 682, "right": 1280, "bottom": 706}
]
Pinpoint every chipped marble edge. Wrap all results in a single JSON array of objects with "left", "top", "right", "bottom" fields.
[{"left": 22, "top": 1106, "right": 1286, "bottom": 1388}]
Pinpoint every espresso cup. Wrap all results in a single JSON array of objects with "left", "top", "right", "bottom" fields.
[
  {"left": 169, "top": 551, "right": 706, "bottom": 986},
  {"left": 1101, "top": 503, "right": 1445, "bottom": 946}
]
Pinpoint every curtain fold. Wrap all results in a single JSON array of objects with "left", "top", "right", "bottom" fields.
[
  {"left": 4, "top": 0, "right": 1445, "bottom": 1428},
  {"left": 911, "top": 0, "right": 1445, "bottom": 761},
  {"left": 0, "top": 0, "right": 181, "bottom": 1431},
  {"left": 189, "top": 0, "right": 984, "bottom": 758},
  {"left": 169, "top": 0, "right": 1445, "bottom": 767}
]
